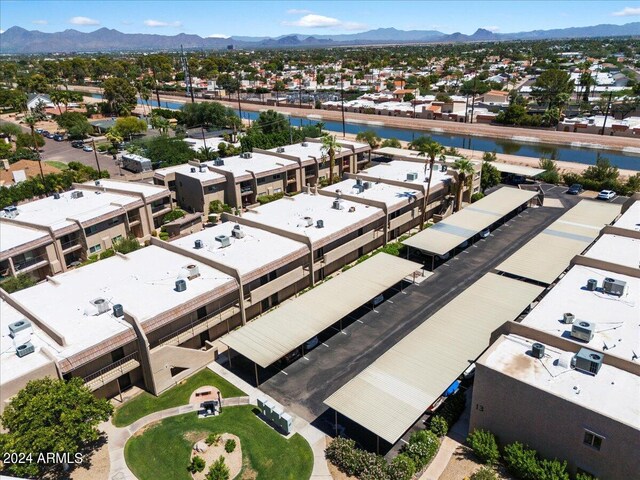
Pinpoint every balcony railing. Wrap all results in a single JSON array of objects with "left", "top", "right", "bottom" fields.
[
  {"left": 151, "top": 203, "right": 171, "bottom": 214},
  {"left": 60, "top": 239, "right": 82, "bottom": 251},
  {"left": 14, "top": 253, "right": 48, "bottom": 271},
  {"left": 83, "top": 352, "right": 140, "bottom": 391}
]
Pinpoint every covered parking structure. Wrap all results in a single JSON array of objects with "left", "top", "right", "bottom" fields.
[
  {"left": 221, "top": 253, "right": 423, "bottom": 385},
  {"left": 403, "top": 187, "right": 539, "bottom": 269},
  {"left": 324, "top": 272, "right": 544, "bottom": 448},
  {"left": 495, "top": 200, "right": 622, "bottom": 285},
  {"left": 491, "top": 162, "right": 545, "bottom": 180}
]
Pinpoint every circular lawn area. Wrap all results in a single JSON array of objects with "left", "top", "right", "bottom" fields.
[{"left": 124, "top": 405, "right": 313, "bottom": 480}]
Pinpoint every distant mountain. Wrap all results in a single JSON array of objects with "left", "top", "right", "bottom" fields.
[{"left": 1, "top": 22, "right": 638, "bottom": 54}]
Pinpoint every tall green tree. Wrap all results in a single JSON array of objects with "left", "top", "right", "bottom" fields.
[
  {"left": 112, "top": 116, "right": 147, "bottom": 140},
  {"left": 255, "top": 109, "right": 289, "bottom": 134},
  {"left": 355, "top": 130, "right": 381, "bottom": 149},
  {"left": 452, "top": 157, "right": 475, "bottom": 212},
  {"left": 0, "top": 377, "right": 113, "bottom": 478},
  {"left": 102, "top": 77, "right": 137, "bottom": 116},
  {"left": 531, "top": 69, "right": 574, "bottom": 111},
  {"left": 321, "top": 134, "right": 342, "bottom": 185},
  {"left": 416, "top": 140, "right": 443, "bottom": 229},
  {"left": 481, "top": 161, "right": 501, "bottom": 192}
]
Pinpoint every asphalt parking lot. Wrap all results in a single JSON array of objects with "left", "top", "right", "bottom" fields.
[
  {"left": 224, "top": 185, "right": 601, "bottom": 445},
  {"left": 39, "top": 136, "right": 127, "bottom": 178}
]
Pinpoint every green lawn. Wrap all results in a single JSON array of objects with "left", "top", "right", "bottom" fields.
[
  {"left": 113, "top": 369, "right": 246, "bottom": 427},
  {"left": 125, "top": 406, "right": 313, "bottom": 480},
  {"left": 44, "top": 160, "right": 69, "bottom": 170}
]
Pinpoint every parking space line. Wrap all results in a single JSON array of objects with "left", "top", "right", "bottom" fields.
[
  {"left": 386, "top": 300, "right": 394, "bottom": 304},
  {"left": 356, "top": 319, "right": 364, "bottom": 323}
]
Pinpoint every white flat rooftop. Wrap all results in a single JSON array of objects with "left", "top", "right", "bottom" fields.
[
  {"left": 267, "top": 142, "right": 325, "bottom": 163},
  {"left": 244, "top": 192, "right": 384, "bottom": 244},
  {"left": 521, "top": 265, "right": 639, "bottom": 363},
  {"left": 0, "top": 222, "right": 50, "bottom": 253},
  {"left": 583, "top": 234, "right": 640, "bottom": 269},
  {"left": 11, "top": 245, "right": 236, "bottom": 361},
  {"left": 323, "top": 178, "right": 421, "bottom": 210},
  {"left": 170, "top": 223, "right": 308, "bottom": 277},
  {"left": 8, "top": 189, "right": 140, "bottom": 231},
  {"left": 215, "top": 152, "right": 298, "bottom": 177},
  {"left": 361, "top": 160, "right": 453, "bottom": 187},
  {"left": 0, "top": 299, "right": 55, "bottom": 385},
  {"left": 614, "top": 201, "right": 640, "bottom": 232},
  {"left": 483, "top": 334, "right": 640, "bottom": 429},
  {"left": 173, "top": 162, "right": 227, "bottom": 183},
  {"left": 84, "top": 179, "right": 169, "bottom": 198}
]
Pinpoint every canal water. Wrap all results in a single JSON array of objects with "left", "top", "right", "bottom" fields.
[{"left": 94, "top": 94, "right": 640, "bottom": 170}]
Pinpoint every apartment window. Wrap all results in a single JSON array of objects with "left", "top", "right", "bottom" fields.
[
  {"left": 85, "top": 225, "right": 98, "bottom": 235},
  {"left": 197, "top": 306, "right": 207, "bottom": 320},
  {"left": 274, "top": 188, "right": 282, "bottom": 193},
  {"left": 112, "top": 235, "right": 123, "bottom": 244},
  {"left": 583, "top": 430, "right": 603, "bottom": 450},
  {"left": 256, "top": 177, "right": 266, "bottom": 185},
  {"left": 89, "top": 244, "right": 102, "bottom": 254},
  {"left": 272, "top": 174, "right": 282, "bottom": 180}
]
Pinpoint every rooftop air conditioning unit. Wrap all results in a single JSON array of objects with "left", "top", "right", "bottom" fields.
[
  {"left": 8, "top": 319, "right": 32, "bottom": 338},
  {"left": 531, "top": 342, "right": 545, "bottom": 359},
  {"left": 316, "top": 219, "right": 324, "bottom": 228},
  {"left": 112, "top": 304, "right": 124, "bottom": 317},
  {"left": 303, "top": 216, "right": 313, "bottom": 227},
  {"left": 277, "top": 147, "right": 285, "bottom": 153},
  {"left": 232, "top": 224, "right": 245, "bottom": 239},
  {"left": 91, "top": 298, "right": 110, "bottom": 315},
  {"left": 53, "top": 192, "right": 61, "bottom": 199},
  {"left": 194, "top": 239, "right": 204, "bottom": 249},
  {"left": 301, "top": 142, "right": 309, "bottom": 147},
  {"left": 406, "top": 172, "right": 418, "bottom": 181},
  {"left": 190, "top": 167, "right": 197, "bottom": 173},
  {"left": 571, "top": 320, "right": 595, "bottom": 342},
  {"left": 333, "top": 199, "right": 344, "bottom": 210},
  {"left": 241, "top": 152, "right": 252, "bottom": 159},
  {"left": 185, "top": 264, "right": 200, "bottom": 279},
  {"left": 71, "top": 191, "right": 84, "bottom": 199},
  {"left": 571, "top": 348, "right": 603, "bottom": 375},
  {"left": 349, "top": 206, "right": 356, "bottom": 213},
  {"left": 363, "top": 181, "right": 372, "bottom": 190},
  {"left": 603, "top": 277, "right": 626, "bottom": 297},
  {"left": 16, "top": 342, "right": 35, "bottom": 358},
  {"left": 441, "top": 164, "right": 448, "bottom": 172},
  {"left": 175, "top": 279, "right": 187, "bottom": 292},
  {"left": 95, "top": 180, "right": 101, "bottom": 186},
  {"left": 199, "top": 165, "right": 207, "bottom": 173},
  {"left": 3, "top": 206, "right": 18, "bottom": 218},
  {"left": 586, "top": 279, "right": 597, "bottom": 291},
  {"left": 214, "top": 159, "right": 225, "bottom": 166},
  {"left": 215, "top": 235, "right": 231, "bottom": 247},
  {"left": 563, "top": 312, "right": 575, "bottom": 324},
  {"left": 356, "top": 178, "right": 363, "bottom": 186}
]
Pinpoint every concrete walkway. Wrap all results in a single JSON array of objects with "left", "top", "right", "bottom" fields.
[
  {"left": 209, "top": 360, "right": 333, "bottom": 480},
  {"left": 104, "top": 362, "right": 331, "bottom": 480}
]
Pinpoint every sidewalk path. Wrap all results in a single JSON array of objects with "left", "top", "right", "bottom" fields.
[{"left": 103, "top": 362, "right": 331, "bottom": 480}]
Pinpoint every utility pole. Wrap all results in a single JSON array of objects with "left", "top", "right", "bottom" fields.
[
  {"left": 237, "top": 87, "right": 243, "bottom": 122},
  {"left": 91, "top": 138, "right": 102, "bottom": 176},
  {"left": 600, "top": 90, "right": 613, "bottom": 136},
  {"left": 340, "top": 75, "right": 346, "bottom": 137},
  {"left": 30, "top": 126, "right": 45, "bottom": 183},
  {"left": 181, "top": 45, "right": 195, "bottom": 104},
  {"left": 470, "top": 76, "right": 477, "bottom": 124}
]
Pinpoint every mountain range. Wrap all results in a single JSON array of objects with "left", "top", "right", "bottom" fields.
[{"left": 1, "top": 22, "right": 639, "bottom": 54}]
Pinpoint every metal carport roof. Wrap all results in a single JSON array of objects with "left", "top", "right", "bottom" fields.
[
  {"left": 491, "top": 162, "right": 545, "bottom": 177},
  {"left": 495, "top": 200, "right": 621, "bottom": 285},
  {"left": 403, "top": 187, "right": 538, "bottom": 255},
  {"left": 324, "top": 272, "right": 544, "bottom": 444},
  {"left": 221, "top": 253, "right": 423, "bottom": 368}
]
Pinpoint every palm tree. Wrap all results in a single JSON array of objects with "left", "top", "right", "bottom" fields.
[
  {"left": 23, "top": 115, "right": 45, "bottom": 182},
  {"left": 321, "top": 134, "right": 342, "bottom": 185},
  {"left": 452, "top": 157, "right": 475, "bottom": 212},
  {"left": 49, "top": 90, "right": 64, "bottom": 116},
  {"left": 416, "top": 140, "right": 443, "bottom": 229}
]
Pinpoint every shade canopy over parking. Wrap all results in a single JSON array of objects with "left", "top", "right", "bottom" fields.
[
  {"left": 324, "top": 273, "right": 544, "bottom": 444},
  {"left": 221, "top": 253, "right": 423, "bottom": 368},
  {"left": 403, "top": 187, "right": 538, "bottom": 256},
  {"left": 496, "top": 200, "right": 621, "bottom": 285},
  {"left": 491, "top": 162, "right": 545, "bottom": 177}
]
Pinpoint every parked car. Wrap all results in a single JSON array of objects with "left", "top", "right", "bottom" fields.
[
  {"left": 71, "top": 140, "right": 84, "bottom": 148},
  {"left": 53, "top": 134, "right": 64, "bottom": 141},
  {"left": 479, "top": 228, "right": 490, "bottom": 239},
  {"left": 372, "top": 294, "right": 385, "bottom": 307},
  {"left": 597, "top": 190, "right": 616, "bottom": 200},
  {"left": 41, "top": 130, "right": 51, "bottom": 138},
  {"left": 304, "top": 336, "right": 319, "bottom": 351},
  {"left": 35, "top": 128, "right": 44, "bottom": 134},
  {"left": 567, "top": 184, "right": 583, "bottom": 195},
  {"left": 82, "top": 145, "right": 93, "bottom": 152}
]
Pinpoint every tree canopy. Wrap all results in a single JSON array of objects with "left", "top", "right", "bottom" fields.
[
  {"left": 180, "top": 102, "right": 239, "bottom": 130},
  {"left": 531, "top": 69, "right": 574, "bottom": 111},
  {"left": 0, "top": 377, "right": 113, "bottom": 478},
  {"left": 102, "top": 77, "right": 138, "bottom": 116}
]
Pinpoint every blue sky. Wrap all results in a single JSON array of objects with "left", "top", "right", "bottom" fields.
[{"left": 2, "top": 1, "right": 640, "bottom": 37}]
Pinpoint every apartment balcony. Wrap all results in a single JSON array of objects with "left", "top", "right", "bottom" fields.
[
  {"left": 155, "top": 304, "right": 240, "bottom": 348},
  {"left": 151, "top": 203, "right": 172, "bottom": 216},
  {"left": 127, "top": 213, "right": 141, "bottom": 227},
  {"left": 83, "top": 352, "right": 140, "bottom": 392},
  {"left": 61, "top": 239, "right": 83, "bottom": 254},
  {"left": 286, "top": 177, "right": 297, "bottom": 185},
  {"left": 13, "top": 253, "right": 49, "bottom": 273}
]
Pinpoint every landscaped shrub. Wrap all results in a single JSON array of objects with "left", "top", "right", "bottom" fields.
[
  {"left": 576, "top": 473, "right": 598, "bottom": 480},
  {"left": 209, "top": 200, "right": 233, "bottom": 215},
  {"left": 470, "top": 466, "right": 498, "bottom": 480},
  {"left": 503, "top": 442, "right": 542, "bottom": 480},
  {"left": 538, "top": 458, "right": 570, "bottom": 480},
  {"left": 205, "top": 433, "right": 221, "bottom": 446},
  {"left": 256, "top": 192, "right": 285, "bottom": 205},
  {"left": 162, "top": 208, "right": 186, "bottom": 224},
  {"left": 471, "top": 192, "right": 485, "bottom": 203},
  {"left": 113, "top": 236, "right": 141, "bottom": 254},
  {"left": 429, "top": 415, "right": 448, "bottom": 437},
  {"left": 433, "top": 390, "right": 466, "bottom": 429},
  {"left": 188, "top": 455, "right": 206, "bottom": 473},
  {"left": 325, "top": 437, "right": 390, "bottom": 479},
  {"left": 0, "top": 273, "right": 36, "bottom": 293},
  {"left": 224, "top": 438, "right": 236, "bottom": 453},
  {"left": 205, "top": 456, "right": 229, "bottom": 480},
  {"left": 467, "top": 429, "right": 500, "bottom": 465},
  {"left": 388, "top": 453, "right": 416, "bottom": 480},
  {"left": 99, "top": 248, "right": 116, "bottom": 260},
  {"left": 403, "top": 430, "right": 439, "bottom": 470}
]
